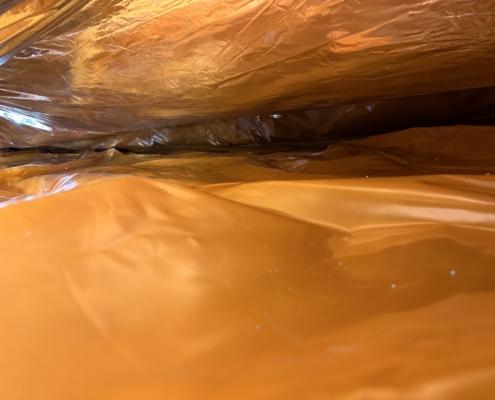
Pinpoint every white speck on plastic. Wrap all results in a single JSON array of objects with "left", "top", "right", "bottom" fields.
[
  {"left": 485, "top": 172, "right": 492, "bottom": 176},
  {"left": 270, "top": 113, "right": 282, "bottom": 119},
  {"left": 390, "top": 283, "right": 397, "bottom": 289},
  {"left": 449, "top": 270, "right": 456, "bottom": 277}
]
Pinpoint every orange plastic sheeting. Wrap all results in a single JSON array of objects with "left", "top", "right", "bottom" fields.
[
  {"left": 1, "top": 0, "right": 495, "bottom": 147},
  {"left": 0, "top": 125, "right": 495, "bottom": 399}
]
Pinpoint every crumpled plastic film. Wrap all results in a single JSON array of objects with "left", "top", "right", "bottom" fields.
[
  {"left": 1, "top": 86, "right": 495, "bottom": 149},
  {"left": 1, "top": 125, "right": 495, "bottom": 399},
  {"left": 0, "top": 0, "right": 495, "bottom": 147},
  {"left": 2, "top": 0, "right": 495, "bottom": 398}
]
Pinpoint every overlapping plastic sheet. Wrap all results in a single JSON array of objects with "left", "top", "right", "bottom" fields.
[{"left": 1, "top": 1, "right": 495, "bottom": 399}]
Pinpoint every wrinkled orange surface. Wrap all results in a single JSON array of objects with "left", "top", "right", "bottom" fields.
[
  {"left": 1, "top": 0, "right": 495, "bottom": 147},
  {"left": 0, "top": 125, "right": 495, "bottom": 399}
]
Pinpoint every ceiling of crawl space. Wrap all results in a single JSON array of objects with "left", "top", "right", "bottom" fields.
[{"left": 0, "top": 0, "right": 494, "bottom": 149}]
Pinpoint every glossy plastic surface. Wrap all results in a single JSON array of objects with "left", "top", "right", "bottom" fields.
[
  {"left": 1, "top": 125, "right": 495, "bottom": 398},
  {"left": 0, "top": 0, "right": 495, "bottom": 147}
]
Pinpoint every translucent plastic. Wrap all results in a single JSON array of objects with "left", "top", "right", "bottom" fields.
[
  {"left": 1, "top": 125, "right": 495, "bottom": 399},
  {"left": 1, "top": 1, "right": 495, "bottom": 398},
  {"left": 0, "top": 0, "right": 495, "bottom": 147}
]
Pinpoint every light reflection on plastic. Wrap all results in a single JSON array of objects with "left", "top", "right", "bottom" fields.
[
  {"left": 0, "top": 174, "right": 79, "bottom": 208},
  {"left": 0, "top": 109, "right": 52, "bottom": 132},
  {"left": 52, "top": 174, "right": 78, "bottom": 193},
  {"left": 0, "top": 195, "right": 36, "bottom": 209}
]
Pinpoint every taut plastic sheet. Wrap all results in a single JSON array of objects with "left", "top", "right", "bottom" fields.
[{"left": 1, "top": 125, "right": 495, "bottom": 399}]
